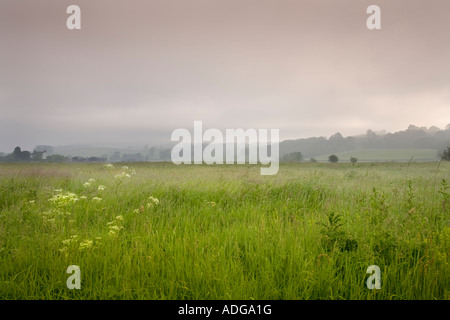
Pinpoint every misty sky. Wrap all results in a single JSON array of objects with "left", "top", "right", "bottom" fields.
[{"left": 1, "top": 0, "right": 449, "bottom": 152}]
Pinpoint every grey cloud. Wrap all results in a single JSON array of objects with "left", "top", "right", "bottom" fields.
[{"left": 1, "top": 0, "right": 449, "bottom": 152}]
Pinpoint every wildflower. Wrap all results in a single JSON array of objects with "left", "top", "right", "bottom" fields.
[
  {"left": 92, "top": 197, "right": 102, "bottom": 202},
  {"left": 79, "top": 239, "right": 93, "bottom": 251},
  {"left": 29, "top": 200, "right": 35, "bottom": 204},
  {"left": 146, "top": 197, "right": 159, "bottom": 208},
  {"left": 80, "top": 196, "right": 88, "bottom": 200},
  {"left": 133, "top": 209, "right": 140, "bottom": 214},
  {"left": 88, "top": 178, "right": 95, "bottom": 183},
  {"left": 83, "top": 182, "right": 91, "bottom": 188},
  {"left": 114, "top": 172, "right": 126, "bottom": 180},
  {"left": 48, "top": 192, "right": 79, "bottom": 208},
  {"left": 98, "top": 185, "right": 105, "bottom": 191},
  {"left": 122, "top": 166, "right": 129, "bottom": 171},
  {"left": 105, "top": 164, "right": 114, "bottom": 169},
  {"left": 115, "top": 215, "right": 123, "bottom": 221}
]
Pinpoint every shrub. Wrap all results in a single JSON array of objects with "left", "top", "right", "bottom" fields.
[{"left": 328, "top": 154, "right": 339, "bottom": 163}]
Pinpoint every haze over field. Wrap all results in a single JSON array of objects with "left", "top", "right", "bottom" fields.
[{"left": 1, "top": 0, "right": 450, "bottom": 152}]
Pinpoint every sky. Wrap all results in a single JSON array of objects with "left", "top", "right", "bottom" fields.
[{"left": 1, "top": 0, "right": 449, "bottom": 152}]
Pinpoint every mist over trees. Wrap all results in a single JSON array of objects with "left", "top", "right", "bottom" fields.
[
  {"left": 279, "top": 124, "right": 450, "bottom": 159},
  {"left": 1, "top": 124, "right": 449, "bottom": 163}
]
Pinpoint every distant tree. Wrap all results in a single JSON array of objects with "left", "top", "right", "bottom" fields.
[
  {"left": 47, "top": 154, "right": 67, "bottom": 162},
  {"left": 122, "top": 153, "right": 144, "bottom": 162},
  {"left": 159, "top": 149, "right": 172, "bottom": 161},
  {"left": 428, "top": 126, "right": 441, "bottom": 134},
  {"left": 71, "top": 156, "right": 86, "bottom": 162},
  {"left": 440, "top": 146, "right": 450, "bottom": 161},
  {"left": 32, "top": 150, "right": 46, "bottom": 161},
  {"left": 12, "top": 146, "right": 31, "bottom": 161},
  {"left": 407, "top": 124, "right": 420, "bottom": 131},
  {"left": 282, "top": 152, "right": 303, "bottom": 162},
  {"left": 350, "top": 157, "right": 358, "bottom": 166},
  {"left": 110, "top": 151, "right": 121, "bottom": 162},
  {"left": 310, "top": 158, "right": 317, "bottom": 163},
  {"left": 13, "top": 146, "right": 22, "bottom": 159},
  {"left": 21, "top": 151, "right": 31, "bottom": 160},
  {"left": 328, "top": 154, "right": 339, "bottom": 163}
]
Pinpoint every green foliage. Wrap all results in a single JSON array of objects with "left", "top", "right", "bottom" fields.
[{"left": 319, "top": 212, "right": 358, "bottom": 253}]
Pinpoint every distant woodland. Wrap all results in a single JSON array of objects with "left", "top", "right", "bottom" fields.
[{"left": 1, "top": 124, "right": 449, "bottom": 163}]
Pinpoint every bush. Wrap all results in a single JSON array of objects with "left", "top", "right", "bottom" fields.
[
  {"left": 440, "top": 146, "right": 450, "bottom": 161},
  {"left": 328, "top": 154, "right": 339, "bottom": 163},
  {"left": 282, "top": 152, "right": 303, "bottom": 162}
]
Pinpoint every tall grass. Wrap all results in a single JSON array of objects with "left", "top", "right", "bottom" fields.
[{"left": 0, "top": 161, "right": 448, "bottom": 299}]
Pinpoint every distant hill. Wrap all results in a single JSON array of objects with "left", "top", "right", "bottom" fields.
[{"left": 279, "top": 125, "right": 450, "bottom": 161}]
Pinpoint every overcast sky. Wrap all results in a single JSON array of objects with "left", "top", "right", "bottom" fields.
[{"left": 1, "top": 0, "right": 449, "bottom": 152}]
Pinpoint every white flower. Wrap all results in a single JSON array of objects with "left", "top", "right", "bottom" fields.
[
  {"left": 92, "top": 197, "right": 102, "bottom": 202},
  {"left": 148, "top": 196, "right": 159, "bottom": 205},
  {"left": 114, "top": 172, "right": 126, "bottom": 180},
  {"left": 98, "top": 185, "right": 105, "bottom": 191},
  {"left": 83, "top": 182, "right": 91, "bottom": 188},
  {"left": 88, "top": 178, "right": 95, "bottom": 183},
  {"left": 115, "top": 215, "right": 123, "bottom": 221},
  {"left": 105, "top": 164, "right": 114, "bottom": 169}
]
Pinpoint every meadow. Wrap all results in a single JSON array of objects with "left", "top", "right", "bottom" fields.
[{"left": 0, "top": 161, "right": 448, "bottom": 300}]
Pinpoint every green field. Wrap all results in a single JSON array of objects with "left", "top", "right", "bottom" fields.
[
  {"left": 314, "top": 149, "right": 439, "bottom": 162},
  {"left": 0, "top": 161, "right": 449, "bottom": 300}
]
